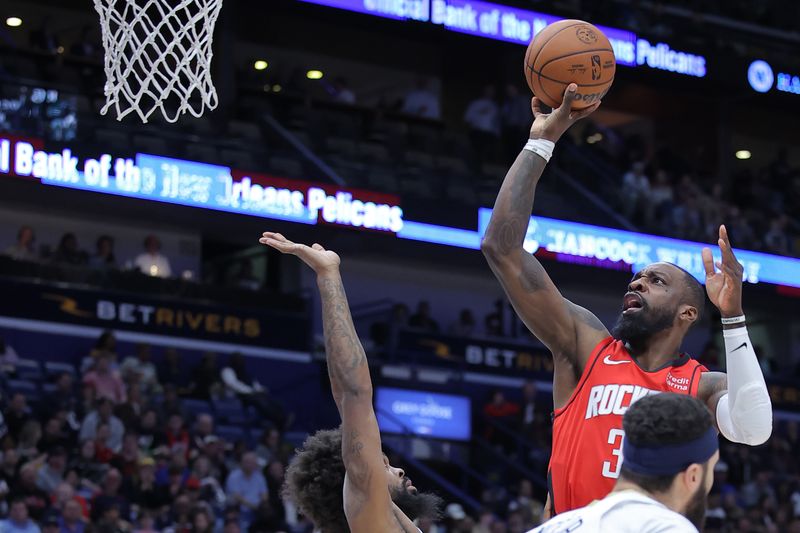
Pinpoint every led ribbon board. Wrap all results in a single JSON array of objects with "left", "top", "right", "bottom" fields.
[
  {"left": 3, "top": 135, "right": 799, "bottom": 289},
  {"left": 299, "top": 0, "right": 706, "bottom": 76}
]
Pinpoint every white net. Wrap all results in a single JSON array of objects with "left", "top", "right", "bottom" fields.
[{"left": 93, "top": 0, "right": 223, "bottom": 123}]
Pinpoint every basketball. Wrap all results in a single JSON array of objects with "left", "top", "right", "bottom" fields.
[{"left": 524, "top": 19, "right": 616, "bottom": 110}]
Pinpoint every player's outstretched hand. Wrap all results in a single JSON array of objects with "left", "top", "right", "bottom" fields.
[
  {"left": 259, "top": 232, "right": 340, "bottom": 276},
  {"left": 530, "top": 83, "right": 601, "bottom": 142},
  {"left": 701, "top": 225, "right": 744, "bottom": 318}
]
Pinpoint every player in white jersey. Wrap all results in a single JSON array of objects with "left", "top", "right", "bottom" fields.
[{"left": 529, "top": 393, "right": 719, "bottom": 533}]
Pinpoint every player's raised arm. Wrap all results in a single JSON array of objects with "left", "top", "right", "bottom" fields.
[
  {"left": 259, "top": 232, "right": 396, "bottom": 532},
  {"left": 481, "top": 85, "right": 607, "bottom": 385},
  {"left": 698, "top": 225, "right": 772, "bottom": 446}
]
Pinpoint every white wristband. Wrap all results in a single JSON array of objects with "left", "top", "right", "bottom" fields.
[
  {"left": 523, "top": 138, "right": 555, "bottom": 162},
  {"left": 721, "top": 315, "right": 746, "bottom": 325}
]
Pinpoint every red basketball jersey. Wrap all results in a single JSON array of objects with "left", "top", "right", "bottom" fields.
[{"left": 548, "top": 336, "right": 708, "bottom": 515}]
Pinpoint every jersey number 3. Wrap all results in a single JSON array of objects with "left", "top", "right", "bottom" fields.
[{"left": 602, "top": 428, "right": 625, "bottom": 478}]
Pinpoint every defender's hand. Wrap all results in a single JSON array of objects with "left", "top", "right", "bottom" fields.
[
  {"left": 259, "top": 232, "right": 340, "bottom": 276},
  {"left": 702, "top": 225, "right": 744, "bottom": 317},
  {"left": 529, "top": 84, "right": 601, "bottom": 142}
]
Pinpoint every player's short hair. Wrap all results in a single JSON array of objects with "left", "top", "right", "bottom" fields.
[
  {"left": 282, "top": 427, "right": 349, "bottom": 533},
  {"left": 668, "top": 263, "right": 706, "bottom": 326},
  {"left": 619, "top": 393, "right": 713, "bottom": 493}
]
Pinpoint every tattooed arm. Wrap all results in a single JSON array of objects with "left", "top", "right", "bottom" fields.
[
  {"left": 481, "top": 86, "right": 607, "bottom": 407},
  {"left": 259, "top": 233, "right": 399, "bottom": 532}
]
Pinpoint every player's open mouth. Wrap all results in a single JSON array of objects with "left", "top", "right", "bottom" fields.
[{"left": 622, "top": 293, "right": 643, "bottom": 314}]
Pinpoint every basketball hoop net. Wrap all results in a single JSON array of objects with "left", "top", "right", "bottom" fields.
[{"left": 93, "top": 0, "right": 223, "bottom": 123}]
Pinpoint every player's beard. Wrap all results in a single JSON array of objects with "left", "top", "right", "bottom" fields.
[
  {"left": 389, "top": 484, "right": 444, "bottom": 521},
  {"left": 683, "top": 468, "right": 709, "bottom": 531},
  {"left": 611, "top": 299, "right": 675, "bottom": 347}
]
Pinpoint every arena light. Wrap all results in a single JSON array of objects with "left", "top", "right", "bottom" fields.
[
  {"left": 253, "top": 60, "right": 268, "bottom": 71},
  {"left": 5, "top": 17, "right": 22, "bottom": 27},
  {"left": 306, "top": 69, "right": 324, "bottom": 80},
  {"left": 272, "top": 84, "right": 282, "bottom": 93},
  {"left": 735, "top": 150, "right": 752, "bottom": 160}
]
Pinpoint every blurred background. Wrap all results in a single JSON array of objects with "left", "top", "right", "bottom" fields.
[{"left": 0, "top": 0, "right": 799, "bottom": 531}]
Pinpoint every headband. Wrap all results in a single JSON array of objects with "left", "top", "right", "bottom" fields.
[{"left": 622, "top": 426, "right": 718, "bottom": 476}]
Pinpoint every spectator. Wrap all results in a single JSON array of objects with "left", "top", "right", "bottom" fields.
[
  {"left": 500, "top": 84, "right": 532, "bottom": 162},
  {"left": 90, "top": 468, "right": 129, "bottom": 522},
  {"left": 224, "top": 452, "right": 268, "bottom": 529},
  {"left": 464, "top": 85, "right": 500, "bottom": 165},
  {"left": 68, "top": 440, "right": 106, "bottom": 493},
  {"left": 133, "top": 235, "right": 172, "bottom": 278},
  {"left": 621, "top": 162, "right": 650, "bottom": 220},
  {"left": 57, "top": 499, "right": 85, "bottom": 533},
  {"left": 189, "top": 504, "right": 215, "bottom": 533},
  {"left": 88, "top": 235, "right": 117, "bottom": 270},
  {"left": 158, "top": 348, "right": 184, "bottom": 388},
  {"left": 483, "top": 390, "right": 520, "bottom": 452},
  {"left": 3, "top": 226, "right": 36, "bottom": 262},
  {"left": 221, "top": 354, "right": 287, "bottom": 430},
  {"left": 328, "top": 77, "right": 356, "bottom": 105},
  {"left": 401, "top": 78, "right": 441, "bottom": 120},
  {"left": 39, "top": 512, "right": 59, "bottom": 533},
  {"left": 191, "top": 414, "right": 215, "bottom": 451},
  {"left": 110, "top": 433, "right": 140, "bottom": 478},
  {"left": 2, "top": 394, "right": 31, "bottom": 440},
  {"left": 507, "top": 479, "right": 541, "bottom": 528},
  {"left": 119, "top": 344, "right": 158, "bottom": 393},
  {"left": 46, "top": 373, "right": 79, "bottom": 429},
  {"left": 52, "top": 233, "right": 87, "bottom": 266},
  {"left": 0, "top": 499, "right": 40, "bottom": 533},
  {"left": 11, "top": 463, "right": 49, "bottom": 520},
  {"left": 231, "top": 258, "right": 261, "bottom": 291},
  {"left": 254, "top": 428, "right": 290, "bottom": 467},
  {"left": 408, "top": 301, "right": 440, "bottom": 332},
  {"left": 0, "top": 335, "right": 20, "bottom": 374},
  {"left": 448, "top": 309, "right": 476, "bottom": 337},
  {"left": 79, "top": 398, "right": 125, "bottom": 453},
  {"left": 113, "top": 385, "right": 144, "bottom": 429},
  {"left": 264, "top": 460, "right": 288, "bottom": 525},
  {"left": 82, "top": 353, "right": 126, "bottom": 404},
  {"left": 520, "top": 381, "right": 538, "bottom": 436},
  {"left": 136, "top": 409, "right": 161, "bottom": 452},
  {"left": 189, "top": 352, "right": 220, "bottom": 400},
  {"left": 485, "top": 312, "right": 503, "bottom": 337},
  {"left": 35, "top": 447, "right": 67, "bottom": 494},
  {"left": 124, "top": 457, "right": 168, "bottom": 511},
  {"left": 164, "top": 414, "right": 190, "bottom": 458},
  {"left": 16, "top": 421, "right": 43, "bottom": 461},
  {"left": 82, "top": 330, "right": 118, "bottom": 374},
  {"left": 765, "top": 216, "right": 791, "bottom": 255},
  {"left": 50, "top": 483, "right": 88, "bottom": 522}
]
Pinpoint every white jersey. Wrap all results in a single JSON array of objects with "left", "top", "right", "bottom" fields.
[{"left": 527, "top": 490, "right": 698, "bottom": 533}]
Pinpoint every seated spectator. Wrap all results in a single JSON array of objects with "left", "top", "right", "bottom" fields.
[
  {"left": 88, "top": 235, "right": 117, "bottom": 270},
  {"left": 68, "top": 440, "right": 107, "bottom": 493},
  {"left": 37, "top": 418, "right": 71, "bottom": 455},
  {"left": 114, "top": 385, "right": 144, "bottom": 429},
  {"left": 11, "top": 463, "right": 49, "bottom": 520},
  {"left": 46, "top": 373, "right": 79, "bottom": 428},
  {"left": 82, "top": 330, "right": 118, "bottom": 373},
  {"left": 191, "top": 414, "right": 215, "bottom": 451},
  {"left": 58, "top": 499, "right": 86, "bottom": 533},
  {"left": 483, "top": 390, "right": 520, "bottom": 453},
  {"left": 464, "top": 85, "right": 500, "bottom": 165},
  {"left": 485, "top": 312, "right": 503, "bottom": 337},
  {"left": 158, "top": 348, "right": 185, "bottom": 389},
  {"left": 0, "top": 334, "right": 20, "bottom": 374},
  {"left": 231, "top": 259, "right": 261, "bottom": 291},
  {"left": 16, "top": 421, "right": 43, "bottom": 461},
  {"left": 120, "top": 343, "right": 158, "bottom": 393},
  {"left": 520, "top": 381, "right": 538, "bottom": 436},
  {"left": 136, "top": 409, "right": 161, "bottom": 452},
  {"left": 83, "top": 353, "right": 126, "bottom": 404},
  {"left": 189, "top": 504, "right": 216, "bottom": 533},
  {"left": 221, "top": 354, "right": 287, "bottom": 430},
  {"left": 254, "top": 427, "right": 290, "bottom": 467},
  {"left": 401, "top": 78, "right": 441, "bottom": 120},
  {"left": 409, "top": 301, "right": 440, "bottom": 332},
  {"left": 186, "top": 352, "right": 220, "bottom": 400},
  {"left": 125, "top": 456, "right": 169, "bottom": 511},
  {"left": 448, "top": 309, "right": 476, "bottom": 337},
  {"left": 91, "top": 468, "right": 130, "bottom": 523},
  {"left": 3, "top": 226, "right": 36, "bottom": 262},
  {"left": 52, "top": 233, "right": 87, "bottom": 266},
  {"left": 621, "top": 161, "right": 650, "bottom": 220},
  {"left": 79, "top": 398, "right": 124, "bottom": 453},
  {"left": 110, "top": 433, "right": 141, "bottom": 478},
  {"left": 133, "top": 234, "right": 172, "bottom": 278},
  {"left": 2, "top": 393, "right": 31, "bottom": 440},
  {"left": 224, "top": 452, "right": 268, "bottom": 529},
  {"left": 164, "top": 414, "right": 190, "bottom": 458},
  {"left": 50, "top": 482, "right": 89, "bottom": 522},
  {"left": 327, "top": 77, "right": 356, "bottom": 105},
  {"left": 0, "top": 499, "right": 41, "bottom": 533},
  {"left": 190, "top": 456, "right": 226, "bottom": 511},
  {"left": 35, "top": 447, "right": 67, "bottom": 495}
]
